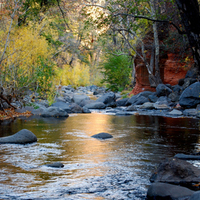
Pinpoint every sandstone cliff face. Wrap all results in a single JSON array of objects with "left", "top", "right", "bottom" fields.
[{"left": 130, "top": 53, "right": 193, "bottom": 95}]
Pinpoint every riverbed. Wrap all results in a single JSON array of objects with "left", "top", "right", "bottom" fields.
[{"left": 0, "top": 113, "right": 200, "bottom": 199}]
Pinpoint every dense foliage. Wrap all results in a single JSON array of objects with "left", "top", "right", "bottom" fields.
[
  {"left": 0, "top": 0, "right": 199, "bottom": 112},
  {"left": 101, "top": 53, "right": 132, "bottom": 92}
]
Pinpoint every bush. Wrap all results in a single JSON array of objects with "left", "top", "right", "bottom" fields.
[{"left": 101, "top": 53, "right": 132, "bottom": 92}]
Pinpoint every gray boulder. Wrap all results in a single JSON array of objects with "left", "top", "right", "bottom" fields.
[
  {"left": 140, "top": 102, "right": 154, "bottom": 110},
  {"left": 51, "top": 102, "right": 72, "bottom": 113},
  {"left": 183, "top": 109, "right": 198, "bottom": 116},
  {"left": 96, "top": 92, "right": 116, "bottom": 107},
  {"left": 41, "top": 106, "right": 69, "bottom": 117},
  {"left": 83, "top": 102, "right": 106, "bottom": 109},
  {"left": 126, "top": 91, "right": 153, "bottom": 106},
  {"left": 190, "top": 191, "right": 200, "bottom": 200},
  {"left": 150, "top": 158, "right": 200, "bottom": 190},
  {"left": 179, "top": 82, "right": 200, "bottom": 108},
  {"left": 147, "top": 182, "right": 194, "bottom": 200},
  {"left": 91, "top": 132, "right": 113, "bottom": 139},
  {"left": 0, "top": 129, "right": 37, "bottom": 144},
  {"left": 73, "top": 94, "right": 90, "bottom": 105},
  {"left": 156, "top": 84, "right": 172, "bottom": 97},
  {"left": 69, "top": 103, "right": 83, "bottom": 113},
  {"left": 116, "top": 98, "right": 129, "bottom": 106},
  {"left": 168, "top": 109, "right": 182, "bottom": 116}
]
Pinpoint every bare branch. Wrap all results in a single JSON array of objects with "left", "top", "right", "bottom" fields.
[{"left": 113, "top": 13, "right": 186, "bottom": 34}]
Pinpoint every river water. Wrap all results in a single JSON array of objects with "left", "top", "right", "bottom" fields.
[{"left": 0, "top": 113, "right": 200, "bottom": 199}]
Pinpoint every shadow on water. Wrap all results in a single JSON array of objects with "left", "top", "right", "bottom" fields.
[{"left": 0, "top": 113, "right": 200, "bottom": 199}]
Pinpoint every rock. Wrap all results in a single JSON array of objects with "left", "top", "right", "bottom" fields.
[
  {"left": 0, "top": 129, "right": 37, "bottom": 144},
  {"left": 115, "top": 111, "right": 134, "bottom": 116},
  {"left": 51, "top": 102, "right": 72, "bottom": 113},
  {"left": 96, "top": 92, "right": 116, "bottom": 107},
  {"left": 150, "top": 158, "right": 200, "bottom": 190},
  {"left": 168, "top": 92, "right": 180, "bottom": 102},
  {"left": 134, "top": 96, "right": 149, "bottom": 105},
  {"left": 156, "top": 84, "right": 172, "bottom": 97},
  {"left": 83, "top": 102, "right": 106, "bottom": 109},
  {"left": 79, "top": 99, "right": 95, "bottom": 107},
  {"left": 45, "top": 162, "right": 64, "bottom": 168},
  {"left": 69, "top": 103, "right": 83, "bottom": 113},
  {"left": 54, "top": 96, "right": 66, "bottom": 103},
  {"left": 182, "top": 78, "right": 197, "bottom": 90},
  {"left": 126, "top": 105, "right": 138, "bottom": 111},
  {"left": 153, "top": 96, "right": 171, "bottom": 110},
  {"left": 185, "top": 68, "right": 199, "bottom": 79},
  {"left": 147, "top": 182, "right": 194, "bottom": 200},
  {"left": 41, "top": 107, "right": 69, "bottom": 118},
  {"left": 93, "top": 87, "right": 106, "bottom": 95},
  {"left": 190, "top": 191, "right": 200, "bottom": 200},
  {"left": 82, "top": 107, "right": 91, "bottom": 113},
  {"left": 179, "top": 82, "right": 200, "bottom": 108},
  {"left": 148, "top": 94, "right": 158, "bottom": 103},
  {"left": 91, "top": 132, "right": 113, "bottom": 139},
  {"left": 126, "top": 91, "right": 153, "bottom": 106},
  {"left": 116, "top": 98, "right": 129, "bottom": 106},
  {"left": 73, "top": 94, "right": 90, "bottom": 106},
  {"left": 172, "top": 84, "right": 183, "bottom": 94},
  {"left": 140, "top": 102, "right": 154, "bottom": 110},
  {"left": 168, "top": 109, "right": 182, "bottom": 116},
  {"left": 183, "top": 109, "right": 198, "bottom": 116},
  {"left": 174, "top": 153, "right": 200, "bottom": 160}
]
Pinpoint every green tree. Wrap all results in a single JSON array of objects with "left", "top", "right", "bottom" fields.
[{"left": 101, "top": 53, "right": 132, "bottom": 92}]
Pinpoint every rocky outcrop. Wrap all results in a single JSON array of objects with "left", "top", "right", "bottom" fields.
[{"left": 0, "top": 129, "right": 37, "bottom": 144}]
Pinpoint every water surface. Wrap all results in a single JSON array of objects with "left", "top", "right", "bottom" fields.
[{"left": 0, "top": 113, "right": 200, "bottom": 199}]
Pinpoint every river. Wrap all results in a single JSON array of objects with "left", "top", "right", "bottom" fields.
[{"left": 0, "top": 113, "right": 200, "bottom": 199}]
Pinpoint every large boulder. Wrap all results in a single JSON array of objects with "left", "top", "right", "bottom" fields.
[
  {"left": 72, "top": 94, "right": 90, "bottom": 105},
  {"left": 150, "top": 158, "right": 200, "bottom": 190},
  {"left": 179, "top": 82, "right": 200, "bottom": 108},
  {"left": 147, "top": 182, "right": 194, "bottom": 200},
  {"left": 190, "top": 191, "right": 200, "bottom": 200},
  {"left": 156, "top": 84, "right": 172, "bottom": 97},
  {"left": 96, "top": 92, "right": 116, "bottom": 107},
  {"left": 41, "top": 107, "right": 69, "bottom": 117},
  {"left": 0, "top": 129, "right": 37, "bottom": 144},
  {"left": 69, "top": 103, "right": 83, "bottom": 113},
  {"left": 51, "top": 102, "right": 72, "bottom": 113},
  {"left": 126, "top": 91, "right": 153, "bottom": 106},
  {"left": 116, "top": 98, "right": 129, "bottom": 107},
  {"left": 83, "top": 102, "right": 106, "bottom": 109}
]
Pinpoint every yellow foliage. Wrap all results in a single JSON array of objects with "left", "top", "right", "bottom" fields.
[{"left": 58, "top": 63, "right": 90, "bottom": 87}]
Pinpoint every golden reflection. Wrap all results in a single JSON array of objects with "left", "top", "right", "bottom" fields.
[{"left": 62, "top": 114, "right": 114, "bottom": 176}]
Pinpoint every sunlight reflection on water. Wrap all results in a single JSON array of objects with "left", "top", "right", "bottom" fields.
[{"left": 0, "top": 113, "right": 200, "bottom": 199}]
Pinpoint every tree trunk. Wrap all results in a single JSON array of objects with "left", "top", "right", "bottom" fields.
[{"left": 175, "top": 0, "right": 200, "bottom": 73}]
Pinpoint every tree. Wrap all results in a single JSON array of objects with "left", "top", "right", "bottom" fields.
[{"left": 175, "top": 0, "right": 200, "bottom": 74}]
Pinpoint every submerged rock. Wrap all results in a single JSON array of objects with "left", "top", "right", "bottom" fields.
[
  {"left": 91, "top": 132, "right": 113, "bottom": 139},
  {"left": 45, "top": 162, "right": 64, "bottom": 168},
  {"left": 0, "top": 129, "right": 37, "bottom": 144}
]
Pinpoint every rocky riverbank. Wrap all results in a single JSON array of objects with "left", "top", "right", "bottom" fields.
[{"left": 14, "top": 68, "right": 200, "bottom": 119}]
